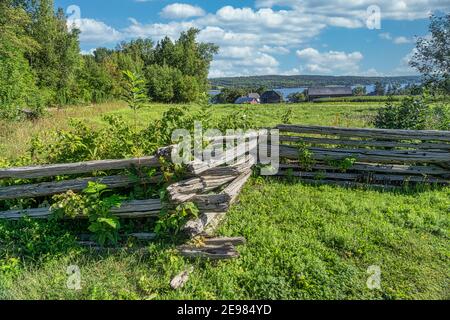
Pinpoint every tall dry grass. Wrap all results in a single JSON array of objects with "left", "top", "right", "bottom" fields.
[{"left": 0, "top": 102, "right": 126, "bottom": 160}]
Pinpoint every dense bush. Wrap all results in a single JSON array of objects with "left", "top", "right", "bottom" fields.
[
  {"left": 28, "top": 104, "right": 256, "bottom": 165},
  {"left": 373, "top": 96, "right": 449, "bottom": 130}
]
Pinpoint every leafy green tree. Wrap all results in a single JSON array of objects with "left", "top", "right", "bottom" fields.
[
  {"left": 153, "top": 29, "right": 218, "bottom": 95},
  {"left": 21, "top": 0, "right": 81, "bottom": 106},
  {"left": 93, "top": 47, "right": 114, "bottom": 63},
  {"left": 145, "top": 64, "right": 176, "bottom": 103},
  {"left": 174, "top": 74, "right": 200, "bottom": 103},
  {"left": 256, "top": 86, "right": 268, "bottom": 95},
  {"left": 0, "top": 1, "right": 41, "bottom": 119},
  {"left": 410, "top": 14, "right": 450, "bottom": 94},
  {"left": 374, "top": 81, "right": 385, "bottom": 96},
  {"left": 154, "top": 36, "right": 176, "bottom": 67},
  {"left": 76, "top": 55, "right": 114, "bottom": 104},
  {"left": 173, "top": 28, "right": 218, "bottom": 92},
  {"left": 116, "top": 38, "right": 154, "bottom": 67},
  {"left": 1, "top": 2, "right": 218, "bottom": 114}
]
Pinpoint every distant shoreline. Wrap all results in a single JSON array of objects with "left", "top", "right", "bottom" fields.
[{"left": 209, "top": 74, "right": 420, "bottom": 89}]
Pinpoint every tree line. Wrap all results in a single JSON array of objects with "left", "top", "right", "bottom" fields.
[{"left": 0, "top": 0, "right": 218, "bottom": 120}]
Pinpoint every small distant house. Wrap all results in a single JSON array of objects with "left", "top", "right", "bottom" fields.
[
  {"left": 306, "top": 87, "right": 353, "bottom": 101},
  {"left": 261, "top": 90, "right": 283, "bottom": 104},
  {"left": 234, "top": 96, "right": 259, "bottom": 104},
  {"left": 247, "top": 93, "right": 261, "bottom": 101}
]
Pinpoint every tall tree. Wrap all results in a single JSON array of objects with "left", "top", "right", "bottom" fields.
[
  {"left": 154, "top": 36, "right": 176, "bottom": 67},
  {"left": 25, "top": 0, "right": 81, "bottom": 105},
  {"left": 173, "top": 28, "right": 218, "bottom": 92},
  {"left": 0, "top": 0, "right": 40, "bottom": 118},
  {"left": 410, "top": 14, "right": 450, "bottom": 94},
  {"left": 374, "top": 81, "right": 385, "bottom": 96},
  {"left": 116, "top": 38, "right": 154, "bottom": 67}
]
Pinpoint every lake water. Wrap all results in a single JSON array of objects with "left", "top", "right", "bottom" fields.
[
  {"left": 208, "top": 83, "right": 414, "bottom": 97},
  {"left": 274, "top": 85, "right": 377, "bottom": 97},
  {"left": 209, "top": 84, "right": 377, "bottom": 97}
]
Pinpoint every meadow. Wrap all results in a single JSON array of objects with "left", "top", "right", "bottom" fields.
[
  {"left": 0, "top": 101, "right": 379, "bottom": 160},
  {"left": 0, "top": 101, "right": 449, "bottom": 300}
]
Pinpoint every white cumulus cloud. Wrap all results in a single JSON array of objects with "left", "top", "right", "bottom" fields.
[
  {"left": 379, "top": 32, "right": 415, "bottom": 44},
  {"left": 68, "top": 18, "right": 122, "bottom": 44},
  {"left": 296, "top": 48, "right": 364, "bottom": 75},
  {"left": 160, "top": 3, "right": 205, "bottom": 19}
]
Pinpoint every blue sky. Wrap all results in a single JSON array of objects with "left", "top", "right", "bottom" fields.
[{"left": 55, "top": 0, "right": 449, "bottom": 77}]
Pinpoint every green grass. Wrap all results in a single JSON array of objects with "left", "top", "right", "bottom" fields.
[
  {"left": 0, "top": 101, "right": 449, "bottom": 300},
  {"left": 108, "top": 102, "right": 381, "bottom": 128},
  {"left": 1, "top": 180, "right": 448, "bottom": 300}
]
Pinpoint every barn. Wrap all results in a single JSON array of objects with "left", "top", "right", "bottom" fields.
[
  {"left": 261, "top": 90, "right": 283, "bottom": 104},
  {"left": 306, "top": 87, "right": 353, "bottom": 101}
]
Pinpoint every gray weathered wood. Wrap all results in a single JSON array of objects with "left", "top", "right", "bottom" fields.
[
  {"left": 0, "top": 207, "right": 51, "bottom": 220},
  {"left": 184, "top": 170, "right": 252, "bottom": 236},
  {"left": 279, "top": 135, "right": 450, "bottom": 150},
  {"left": 170, "top": 267, "right": 194, "bottom": 289},
  {"left": 279, "top": 145, "right": 450, "bottom": 164},
  {"left": 279, "top": 163, "right": 450, "bottom": 177},
  {"left": 203, "top": 237, "right": 246, "bottom": 246},
  {"left": 129, "top": 232, "right": 157, "bottom": 241},
  {"left": 0, "top": 175, "right": 161, "bottom": 200},
  {"left": 0, "top": 198, "right": 162, "bottom": 220},
  {"left": 187, "top": 143, "right": 257, "bottom": 175},
  {"left": 193, "top": 194, "right": 231, "bottom": 212},
  {"left": 178, "top": 243, "right": 239, "bottom": 260},
  {"left": 182, "top": 212, "right": 226, "bottom": 237},
  {"left": 191, "top": 170, "right": 252, "bottom": 212},
  {"left": 168, "top": 159, "right": 254, "bottom": 204},
  {"left": 275, "top": 169, "right": 449, "bottom": 184},
  {"left": 277, "top": 124, "right": 450, "bottom": 142},
  {"left": 199, "top": 157, "right": 254, "bottom": 176},
  {"left": 0, "top": 156, "right": 160, "bottom": 179},
  {"left": 222, "top": 170, "right": 252, "bottom": 204},
  {"left": 167, "top": 175, "right": 236, "bottom": 203}
]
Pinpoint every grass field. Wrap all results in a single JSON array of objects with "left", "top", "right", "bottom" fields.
[
  {"left": 0, "top": 101, "right": 449, "bottom": 300},
  {"left": 0, "top": 101, "right": 380, "bottom": 160}
]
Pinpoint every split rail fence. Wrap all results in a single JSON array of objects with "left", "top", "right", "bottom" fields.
[
  {"left": 275, "top": 125, "right": 450, "bottom": 188},
  {"left": 0, "top": 125, "right": 449, "bottom": 241}
]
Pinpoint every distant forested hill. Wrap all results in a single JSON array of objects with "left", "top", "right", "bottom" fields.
[{"left": 209, "top": 75, "right": 421, "bottom": 89}]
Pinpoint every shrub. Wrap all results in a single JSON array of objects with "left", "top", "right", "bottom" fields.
[
  {"left": 30, "top": 115, "right": 159, "bottom": 163},
  {"left": 373, "top": 96, "right": 449, "bottom": 130},
  {"left": 52, "top": 182, "right": 123, "bottom": 246}
]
